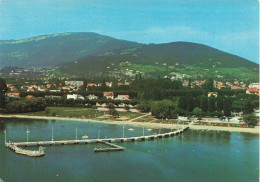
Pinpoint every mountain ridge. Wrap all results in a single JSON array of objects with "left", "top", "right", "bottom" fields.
[{"left": 0, "top": 32, "right": 258, "bottom": 80}]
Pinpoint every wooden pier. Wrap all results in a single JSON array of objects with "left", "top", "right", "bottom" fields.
[{"left": 5, "top": 126, "right": 189, "bottom": 155}]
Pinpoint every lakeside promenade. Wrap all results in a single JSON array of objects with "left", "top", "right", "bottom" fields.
[{"left": 0, "top": 114, "right": 259, "bottom": 134}]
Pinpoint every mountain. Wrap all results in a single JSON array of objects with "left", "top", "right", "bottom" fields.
[
  {"left": 0, "top": 32, "right": 258, "bottom": 80},
  {"left": 60, "top": 41, "right": 259, "bottom": 80},
  {"left": 0, "top": 32, "right": 140, "bottom": 68}
]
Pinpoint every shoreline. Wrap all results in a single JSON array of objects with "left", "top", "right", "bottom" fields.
[{"left": 0, "top": 114, "right": 259, "bottom": 134}]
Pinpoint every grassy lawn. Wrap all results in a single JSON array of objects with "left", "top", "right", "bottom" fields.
[
  {"left": 20, "top": 107, "right": 144, "bottom": 121},
  {"left": 121, "top": 64, "right": 172, "bottom": 73}
]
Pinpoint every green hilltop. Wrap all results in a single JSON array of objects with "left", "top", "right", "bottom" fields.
[
  {"left": 0, "top": 32, "right": 258, "bottom": 80},
  {"left": 60, "top": 41, "right": 259, "bottom": 80},
  {"left": 0, "top": 32, "right": 140, "bottom": 68}
]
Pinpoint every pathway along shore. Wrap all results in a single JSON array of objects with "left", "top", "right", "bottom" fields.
[{"left": 0, "top": 114, "right": 259, "bottom": 134}]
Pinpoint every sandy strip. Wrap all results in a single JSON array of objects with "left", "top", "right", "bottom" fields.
[{"left": 0, "top": 114, "right": 259, "bottom": 134}]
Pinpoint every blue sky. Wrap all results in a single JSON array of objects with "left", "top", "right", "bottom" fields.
[{"left": 0, "top": 0, "right": 259, "bottom": 63}]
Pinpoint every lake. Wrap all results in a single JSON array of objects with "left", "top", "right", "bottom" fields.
[{"left": 0, "top": 118, "right": 259, "bottom": 182}]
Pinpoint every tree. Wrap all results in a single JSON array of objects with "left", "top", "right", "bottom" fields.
[
  {"left": 136, "top": 102, "right": 150, "bottom": 112},
  {"left": 243, "top": 100, "right": 254, "bottom": 114},
  {"left": 109, "top": 108, "right": 119, "bottom": 118},
  {"left": 125, "top": 105, "right": 130, "bottom": 112},
  {"left": 200, "top": 97, "right": 208, "bottom": 113},
  {"left": 107, "top": 103, "right": 119, "bottom": 118},
  {"left": 0, "top": 78, "right": 7, "bottom": 109},
  {"left": 193, "top": 98, "right": 200, "bottom": 108},
  {"left": 208, "top": 96, "right": 216, "bottom": 112},
  {"left": 151, "top": 100, "right": 175, "bottom": 119},
  {"left": 192, "top": 107, "right": 202, "bottom": 117},
  {"left": 242, "top": 114, "right": 258, "bottom": 127},
  {"left": 186, "top": 97, "right": 194, "bottom": 112},
  {"left": 216, "top": 96, "right": 224, "bottom": 112},
  {"left": 223, "top": 97, "right": 232, "bottom": 117},
  {"left": 107, "top": 103, "right": 115, "bottom": 109},
  {"left": 178, "top": 97, "right": 187, "bottom": 110},
  {"left": 203, "top": 78, "right": 214, "bottom": 91}
]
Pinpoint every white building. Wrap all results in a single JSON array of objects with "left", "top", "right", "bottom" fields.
[
  {"left": 65, "top": 81, "right": 84, "bottom": 86},
  {"left": 248, "top": 83, "right": 260, "bottom": 89},
  {"left": 67, "top": 94, "right": 84, "bottom": 100},
  {"left": 115, "top": 95, "right": 130, "bottom": 100},
  {"left": 86, "top": 94, "right": 99, "bottom": 100}
]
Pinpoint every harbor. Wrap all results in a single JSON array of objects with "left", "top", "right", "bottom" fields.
[
  {"left": 5, "top": 126, "right": 189, "bottom": 156},
  {"left": 0, "top": 118, "right": 258, "bottom": 182}
]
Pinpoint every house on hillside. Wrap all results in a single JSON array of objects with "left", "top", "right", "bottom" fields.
[
  {"left": 27, "top": 88, "right": 35, "bottom": 92},
  {"left": 65, "top": 81, "right": 84, "bottom": 86},
  {"left": 86, "top": 94, "right": 99, "bottom": 100},
  {"left": 105, "top": 82, "right": 113, "bottom": 87},
  {"left": 86, "top": 83, "right": 97, "bottom": 90},
  {"left": 7, "top": 92, "right": 20, "bottom": 98},
  {"left": 246, "top": 88, "right": 259, "bottom": 95},
  {"left": 103, "top": 92, "right": 114, "bottom": 99},
  {"left": 26, "top": 95, "right": 35, "bottom": 99},
  {"left": 115, "top": 95, "right": 130, "bottom": 100},
  {"left": 231, "top": 86, "right": 242, "bottom": 90},
  {"left": 248, "top": 83, "right": 260, "bottom": 89}
]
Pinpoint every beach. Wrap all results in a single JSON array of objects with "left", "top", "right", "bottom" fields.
[{"left": 0, "top": 114, "right": 259, "bottom": 134}]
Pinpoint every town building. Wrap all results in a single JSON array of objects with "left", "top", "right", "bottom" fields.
[
  {"left": 103, "top": 92, "right": 114, "bottom": 99},
  {"left": 86, "top": 94, "right": 99, "bottom": 100},
  {"left": 67, "top": 94, "right": 85, "bottom": 100},
  {"left": 248, "top": 83, "right": 260, "bottom": 89},
  {"left": 246, "top": 88, "right": 259, "bottom": 95},
  {"left": 7, "top": 92, "right": 20, "bottom": 98},
  {"left": 115, "top": 95, "right": 130, "bottom": 100}
]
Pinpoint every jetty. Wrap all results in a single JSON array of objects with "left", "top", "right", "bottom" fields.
[
  {"left": 5, "top": 126, "right": 189, "bottom": 156},
  {"left": 5, "top": 143, "right": 45, "bottom": 157},
  {"left": 94, "top": 141, "right": 125, "bottom": 152}
]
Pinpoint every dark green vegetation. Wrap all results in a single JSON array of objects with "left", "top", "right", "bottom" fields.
[
  {"left": 0, "top": 32, "right": 139, "bottom": 68},
  {"left": 242, "top": 114, "right": 259, "bottom": 127},
  {"left": 5, "top": 98, "right": 46, "bottom": 113},
  {"left": 0, "top": 32, "right": 258, "bottom": 81},
  {"left": 61, "top": 40, "right": 258, "bottom": 80},
  {"left": 1, "top": 76, "right": 259, "bottom": 126},
  {"left": 0, "top": 78, "right": 7, "bottom": 109}
]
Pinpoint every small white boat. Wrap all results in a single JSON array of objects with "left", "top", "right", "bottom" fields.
[
  {"left": 82, "top": 135, "right": 89, "bottom": 139},
  {"left": 128, "top": 128, "right": 134, "bottom": 131},
  {"left": 147, "top": 129, "right": 152, "bottom": 131}
]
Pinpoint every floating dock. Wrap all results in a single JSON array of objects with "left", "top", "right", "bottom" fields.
[
  {"left": 5, "top": 126, "right": 189, "bottom": 156},
  {"left": 94, "top": 141, "right": 125, "bottom": 152}
]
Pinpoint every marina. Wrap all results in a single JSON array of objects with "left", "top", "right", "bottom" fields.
[
  {"left": 5, "top": 126, "right": 189, "bottom": 156},
  {"left": 0, "top": 118, "right": 258, "bottom": 182}
]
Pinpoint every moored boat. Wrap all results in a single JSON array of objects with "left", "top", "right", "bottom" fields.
[{"left": 82, "top": 135, "right": 89, "bottom": 139}]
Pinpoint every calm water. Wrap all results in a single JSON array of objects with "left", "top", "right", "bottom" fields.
[{"left": 0, "top": 118, "right": 259, "bottom": 182}]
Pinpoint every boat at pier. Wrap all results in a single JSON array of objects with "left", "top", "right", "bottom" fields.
[{"left": 82, "top": 135, "right": 89, "bottom": 139}]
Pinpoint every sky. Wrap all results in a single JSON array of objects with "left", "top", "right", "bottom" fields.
[{"left": 0, "top": 0, "right": 259, "bottom": 63}]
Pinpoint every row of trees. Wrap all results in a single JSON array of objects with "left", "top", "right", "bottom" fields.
[
  {"left": 178, "top": 96, "right": 232, "bottom": 116},
  {"left": 5, "top": 98, "right": 46, "bottom": 113}
]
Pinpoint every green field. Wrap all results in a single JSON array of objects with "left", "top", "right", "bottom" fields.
[
  {"left": 121, "top": 64, "right": 172, "bottom": 73},
  {"left": 20, "top": 107, "right": 143, "bottom": 121}
]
